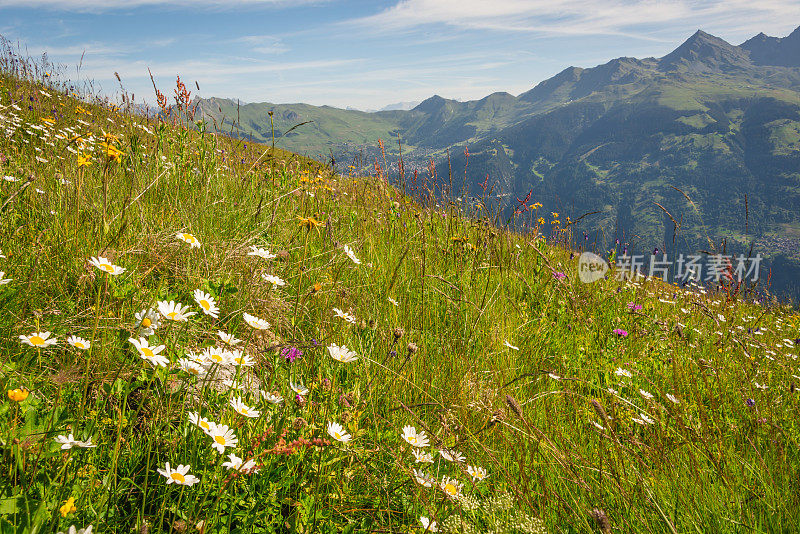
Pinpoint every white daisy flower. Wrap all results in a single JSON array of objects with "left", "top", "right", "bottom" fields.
[
  {"left": 128, "top": 337, "right": 168, "bottom": 367},
  {"left": 55, "top": 434, "right": 96, "bottom": 449},
  {"left": 262, "top": 274, "right": 286, "bottom": 288},
  {"left": 615, "top": 367, "right": 632, "bottom": 378},
  {"left": 0, "top": 272, "right": 12, "bottom": 285},
  {"left": 327, "top": 421, "right": 351, "bottom": 443},
  {"left": 343, "top": 244, "right": 361, "bottom": 265},
  {"left": 411, "top": 449, "right": 434, "bottom": 463},
  {"left": 66, "top": 336, "right": 91, "bottom": 351},
  {"left": 438, "top": 449, "right": 465, "bottom": 463},
  {"left": 193, "top": 290, "right": 219, "bottom": 319},
  {"left": 639, "top": 389, "right": 654, "bottom": 400},
  {"left": 19, "top": 332, "right": 58, "bottom": 348},
  {"left": 261, "top": 391, "right": 284, "bottom": 405},
  {"left": 466, "top": 465, "right": 489, "bottom": 482},
  {"left": 176, "top": 232, "right": 201, "bottom": 248},
  {"left": 157, "top": 300, "right": 196, "bottom": 322},
  {"left": 57, "top": 524, "right": 94, "bottom": 534},
  {"left": 134, "top": 308, "right": 159, "bottom": 336},
  {"left": 666, "top": 393, "right": 680, "bottom": 405},
  {"left": 412, "top": 468, "right": 434, "bottom": 487},
  {"left": 228, "top": 350, "right": 253, "bottom": 367},
  {"left": 633, "top": 413, "right": 655, "bottom": 425},
  {"left": 420, "top": 517, "right": 438, "bottom": 532},
  {"left": 247, "top": 246, "right": 276, "bottom": 260},
  {"left": 243, "top": 312, "right": 270, "bottom": 330},
  {"left": 290, "top": 381, "right": 308, "bottom": 396},
  {"left": 157, "top": 462, "right": 200, "bottom": 486},
  {"left": 187, "top": 412, "right": 216, "bottom": 435},
  {"left": 203, "top": 346, "right": 230, "bottom": 366},
  {"left": 440, "top": 476, "right": 462, "bottom": 498},
  {"left": 401, "top": 426, "right": 429, "bottom": 448},
  {"left": 332, "top": 308, "right": 357, "bottom": 324},
  {"left": 217, "top": 330, "right": 242, "bottom": 346},
  {"left": 222, "top": 453, "right": 259, "bottom": 473},
  {"left": 327, "top": 343, "right": 359, "bottom": 363},
  {"left": 230, "top": 397, "right": 260, "bottom": 418},
  {"left": 177, "top": 358, "right": 204, "bottom": 376},
  {"left": 208, "top": 424, "right": 238, "bottom": 454},
  {"left": 88, "top": 256, "right": 125, "bottom": 276},
  {"left": 388, "top": 297, "right": 399, "bottom": 306}
]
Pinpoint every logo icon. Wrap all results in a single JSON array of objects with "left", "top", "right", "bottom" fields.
[{"left": 578, "top": 252, "right": 609, "bottom": 283}]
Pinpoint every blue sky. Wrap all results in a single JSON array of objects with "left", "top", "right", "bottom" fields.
[{"left": 1, "top": 0, "right": 799, "bottom": 110}]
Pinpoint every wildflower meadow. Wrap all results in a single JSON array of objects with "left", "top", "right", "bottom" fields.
[{"left": 1, "top": 51, "right": 799, "bottom": 533}]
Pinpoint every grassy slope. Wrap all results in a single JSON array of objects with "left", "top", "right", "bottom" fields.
[{"left": 1, "top": 73, "right": 799, "bottom": 534}]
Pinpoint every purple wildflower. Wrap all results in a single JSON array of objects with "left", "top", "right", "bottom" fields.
[
  {"left": 281, "top": 346, "right": 303, "bottom": 363},
  {"left": 746, "top": 398, "right": 756, "bottom": 408},
  {"left": 612, "top": 328, "right": 629, "bottom": 337},
  {"left": 627, "top": 302, "right": 643, "bottom": 311},
  {"left": 552, "top": 271, "right": 566, "bottom": 280}
]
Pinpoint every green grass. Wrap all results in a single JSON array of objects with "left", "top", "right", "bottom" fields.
[{"left": 1, "top": 68, "right": 800, "bottom": 534}]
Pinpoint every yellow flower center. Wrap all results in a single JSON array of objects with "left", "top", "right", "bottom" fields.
[
  {"left": 334, "top": 432, "right": 341, "bottom": 439},
  {"left": 444, "top": 483, "right": 457, "bottom": 495},
  {"left": 408, "top": 436, "right": 417, "bottom": 444},
  {"left": 170, "top": 472, "right": 186, "bottom": 483},
  {"left": 239, "top": 408, "right": 248, "bottom": 415},
  {"left": 75, "top": 342, "right": 85, "bottom": 349},
  {"left": 100, "top": 263, "right": 114, "bottom": 272},
  {"left": 141, "top": 318, "right": 152, "bottom": 327},
  {"left": 212, "top": 354, "right": 223, "bottom": 362},
  {"left": 214, "top": 435, "right": 226, "bottom": 445},
  {"left": 183, "top": 234, "right": 195, "bottom": 243},
  {"left": 142, "top": 348, "right": 154, "bottom": 358},
  {"left": 234, "top": 357, "right": 243, "bottom": 364},
  {"left": 30, "top": 336, "right": 45, "bottom": 346},
  {"left": 200, "top": 300, "right": 210, "bottom": 310},
  {"left": 200, "top": 421, "right": 210, "bottom": 430},
  {"left": 167, "top": 312, "right": 178, "bottom": 320}
]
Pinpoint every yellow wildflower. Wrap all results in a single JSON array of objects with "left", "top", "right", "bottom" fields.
[
  {"left": 8, "top": 388, "right": 29, "bottom": 402},
  {"left": 59, "top": 497, "right": 76, "bottom": 518}
]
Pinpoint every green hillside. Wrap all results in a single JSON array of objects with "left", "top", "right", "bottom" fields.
[
  {"left": 197, "top": 27, "right": 800, "bottom": 298},
  {"left": 2, "top": 56, "right": 800, "bottom": 534}
]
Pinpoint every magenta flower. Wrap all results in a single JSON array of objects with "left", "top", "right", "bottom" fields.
[
  {"left": 612, "top": 328, "right": 629, "bottom": 337},
  {"left": 627, "top": 302, "right": 643, "bottom": 311},
  {"left": 552, "top": 271, "right": 566, "bottom": 280},
  {"left": 281, "top": 346, "right": 303, "bottom": 363}
]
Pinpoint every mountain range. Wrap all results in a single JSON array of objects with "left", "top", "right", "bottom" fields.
[{"left": 196, "top": 26, "right": 800, "bottom": 297}]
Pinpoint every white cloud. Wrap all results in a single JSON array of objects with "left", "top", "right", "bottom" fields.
[{"left": 351, "top": 0, "right": 800, "bottom": 41}]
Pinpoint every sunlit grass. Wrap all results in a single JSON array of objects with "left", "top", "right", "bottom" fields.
[{"left": 0, "top": 55, "right": 799, "bottom": 534}]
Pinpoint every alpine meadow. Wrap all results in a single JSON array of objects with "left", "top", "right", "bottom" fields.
[{"left": 1, "top": 9, "right": 800, "bottom": 534}]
